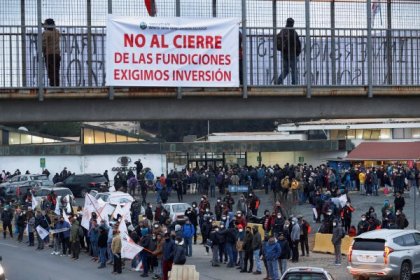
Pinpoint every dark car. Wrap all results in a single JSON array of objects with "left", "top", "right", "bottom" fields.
[{"left": 55, "top": 173, "right": 108, "bottom": 197}]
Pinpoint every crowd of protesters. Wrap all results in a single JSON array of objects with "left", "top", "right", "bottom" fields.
[{"left": 0, "top": 161, "right": 419, "bottom": 279}]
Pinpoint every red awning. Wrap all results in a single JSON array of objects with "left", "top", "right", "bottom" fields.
[{"left": 346, "top": 142, "right": 420, "bottom": 161}]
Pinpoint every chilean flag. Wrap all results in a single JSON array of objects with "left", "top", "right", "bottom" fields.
[{"left": 145, "top": 0, "right": 157, "bottom": 17}]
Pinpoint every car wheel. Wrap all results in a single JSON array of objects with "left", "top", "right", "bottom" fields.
[
  {"left": 80, "top": 189, "right": 87, "bottom": 198},
  {"left": 399, "top": 261, "right": 412, "bottom": 280}
]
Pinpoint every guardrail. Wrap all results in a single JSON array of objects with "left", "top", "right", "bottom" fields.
[{"left": 1, "top": 0, "right": 420, "bottom": 99}]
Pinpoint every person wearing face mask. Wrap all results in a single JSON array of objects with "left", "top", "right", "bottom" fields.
[
  {"left": 341, "top": 201, "right": 355, "bottom": 234},
  {"left": 201, "top": 217, "right": 212, "bottom": 255},
  {"left": 264, "top": 235, "right": 281, "bottom": 280},
  {"left": 357, "top": 214, "right": 369, "bottom": 235},
  {"left": 182, "top": 219, "right": 195, "bottom": 257},
  {"left": 381, "top": 209, "right": 396, "bottom": 229},
  {"left": 184, "top": 207, "right": 198, "bottom": 244},
  {"left": 223, "top": 192, "right": 235, "bottom": 211},
  {"left": 209, "top": 225, "right": 221, "bottom": 267},
  {"left": 152, "top": 233, "right": 164, "bottom": 280},
  {"left": 236, "top": 195, "right": 248, "bottom": 216},
  {"left": 262, "top": 210, "right": 272, "bottom": 234},
  {"left": 162, "top": 232, "right": 176, "bottom": 280},
  {"left": 277, "top": 232, "right": 290, "bottom": 276},
  {"left": 235, "top": 211, "right": 247, "bottom": 229},
  {"left": 290, "top": 217, "right": 300, "bottom": 263},
  {"left": 395, "top": 210, "right": 409, "bottom": 229},
  {"left": 145, "top": 202, "right": 154, "bottom": 224},
  {"left": 215, "top": 198, "right": 223, "bottom": 221},
  {"left": 272, "top": 212, "right": 285, "bottom": 237},
  {"left": 236, "top": 224, "right": 245, "bottom": 269},
  {"left": 217, "top": 224, "right": 227, "bottom": 264},
  {"left": 331, "top": 219, "right": 345, "bottom": 265},
  {"left": 251, "top": 225, "right": 262, "bottom": 274},
  {"left": 240, "top": 226, "right": 254, "bottom": 273}
]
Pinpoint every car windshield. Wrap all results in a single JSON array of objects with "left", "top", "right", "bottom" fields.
[
  {"left": 31, "top": 175, "right": 48, "bottom": 181},
  {"left": 283, "top": 272, "right": 328, "bottom": 280},
  {"left": 172, "top": 204, "right": 188, "bottom": 213},
  {"left": 353, "top": 238, "right": 385, "bottom": 251}
]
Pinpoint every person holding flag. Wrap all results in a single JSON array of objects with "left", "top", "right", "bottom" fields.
[{"left": 34, "top": 210, "right": 50, "bottom": 250}]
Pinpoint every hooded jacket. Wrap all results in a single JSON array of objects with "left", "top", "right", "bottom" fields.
[{"left": 264, "top": 238, "right": 281, "bottom": 261}]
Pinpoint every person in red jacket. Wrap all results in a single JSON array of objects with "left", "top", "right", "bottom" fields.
[{"left": 235, "top": 211, "right": 247, "bottom": 229}]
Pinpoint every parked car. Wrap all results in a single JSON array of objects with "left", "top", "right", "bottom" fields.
[
  {"left": 163, "top": 203, "right": 192, "bottom": 222},
  {"left": 281, "top": 267, "right": 334, "bottom": 280},
  {"left": 95, "top": 191, "right": 134, "bottom": 206},
  {"left": 347, "top": 229, "right": 420, "bottom": 280},
  {"left": 0, "top": 256, "right": 5, "bottom": 280},
  {"left": 0, "top": 174, "right": 49, "bottom": 188},
  {"left": 34, "top": 187, "right": 75, "bottom": 204},
  {"left": 55, "top": 173, "right": 108, "bottom": 197}
]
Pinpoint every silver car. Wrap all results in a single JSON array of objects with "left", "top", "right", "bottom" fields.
[
  {"left": 281, "top": 267, "right": 334, "bottom": 280},
  {"left": 347, "top": 229, "right": 420, "bottom": 280}
]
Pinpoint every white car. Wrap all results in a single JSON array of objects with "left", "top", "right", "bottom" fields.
[
  {"left": 163, "top": 203, "right": 192, "bottom": 222},
  {"left": 94, "top": 191, "right": 145, "bottom": 215},
  {"left": 281, "top": 267, "right": 334, "bottom": 280},
  {"left": 0, "top": 256, "right": 5, "bottom": 280},
  {"left": 94, "top": 191, "right": 134, "bottom": 205}
]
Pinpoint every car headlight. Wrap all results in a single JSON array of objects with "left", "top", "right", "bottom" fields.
[{"left": 0, "top": 265, "right": 4, "bottom": 275}]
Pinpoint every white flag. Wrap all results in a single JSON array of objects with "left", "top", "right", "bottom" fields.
[
  {"left": 81, "top": 193, "right": 101, "bottom": 230},
  {"left": 31, "top": 191, "right": 38, "bottom": 210},
  {"left": 121, "top": 202, "right": 132, "bottom": 224},
  {"left": 36, "top": 225, "right": 49, "bottom": 240},
  {"left": 65, "top": 194, "right": 72, "bottom": 214},
  {"left": 112, "top": 204, "right": 124, "bottom": 220},
  {"left": 54, "top": 196, "right": 62, "bottom": 216},
  {"left": 121, "top": 235, "right": 143, "bottom": 259},
  {"left": 118, "top": 219, "right": 129, "bottom": 240}
]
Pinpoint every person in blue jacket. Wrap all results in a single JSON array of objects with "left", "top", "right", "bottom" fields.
[
  {"left": 182, "top": 219, "right": 195, "bottom": 257},
  {"left": 265, "top": 235, "right": 281, "bottom": 280}
]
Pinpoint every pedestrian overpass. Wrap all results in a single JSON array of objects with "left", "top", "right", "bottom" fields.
[{"left": 1, "top": 0, "right": 420, "bottom": 122}]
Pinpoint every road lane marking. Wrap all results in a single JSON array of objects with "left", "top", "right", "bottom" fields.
[{"left": 0, "top": 242, "right": 18, "bottom": 248}]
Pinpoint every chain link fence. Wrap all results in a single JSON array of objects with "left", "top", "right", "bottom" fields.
[{"left": 0, "top": 0, "right": 419, "bottom": 94}]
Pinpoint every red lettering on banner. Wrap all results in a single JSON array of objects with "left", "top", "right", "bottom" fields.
[
  {"left": 150, "top": 35, "right": 169, "bottom": 48},
  {"left": 124, "top": 34, "right": 146, "bottom": 48},
  {"left": 114, "top": 52, "right": 129, "bottom": 63},
  {"left": 173, "top": 35, "right": 222, "bottom": 49}
]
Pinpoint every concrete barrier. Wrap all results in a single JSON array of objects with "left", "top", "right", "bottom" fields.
[
  {"left": 312, "top": 232, "right": 353, "bottom": 255},
  {"left": 169, "top": 265, "right": 199, "bottom": 280}
]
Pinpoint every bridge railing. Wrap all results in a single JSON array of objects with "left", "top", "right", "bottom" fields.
[{"left": 1, "top": 0, "right": 420, "bottom": 97}]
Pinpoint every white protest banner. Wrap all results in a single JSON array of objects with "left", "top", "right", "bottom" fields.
[
  {"left": 121, "top": 202, "right": 132, "bottom": 224},
  {"left": 112, "top": 203, "right": 124, "bottom": 220},
  {"left": 31, "top": 191, "right": 38, "bottom": 210},
  {"left": 36, "top": 225, "right": 49, "bottom": 240},
  {"left": 81, "top": 193, "right": 101, "bottom": 230},
  {"left": 50, "top": 228, "right": 70, "bottom": 234},
  {"left": 54, "top": 196, "right": 61, "bottom": 216},
  {"left": 106, "top": 16, "right": 239, "bottom": 87},
  {"left": 121, "top": 235, "right": 144, "bottom": 259},
  {"left": 118, "top": 219, "right": 129, "bottom": 240}
]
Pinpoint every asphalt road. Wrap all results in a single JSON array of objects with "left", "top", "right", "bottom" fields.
[{"left": 2, "top": 187, "right": 420, "bottom": 280}]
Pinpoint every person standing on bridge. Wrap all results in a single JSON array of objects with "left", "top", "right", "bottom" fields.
[
  {"left": 42, "top": 18, "right": 61, "bottom": 87},
  {"left": 276, "top": 18, "right": 302, "bottom": 85}
]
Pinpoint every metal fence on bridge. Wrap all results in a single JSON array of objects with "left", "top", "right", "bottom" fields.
[{"left": 1, "top": 0, "right": 420, "bottom": 97}]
